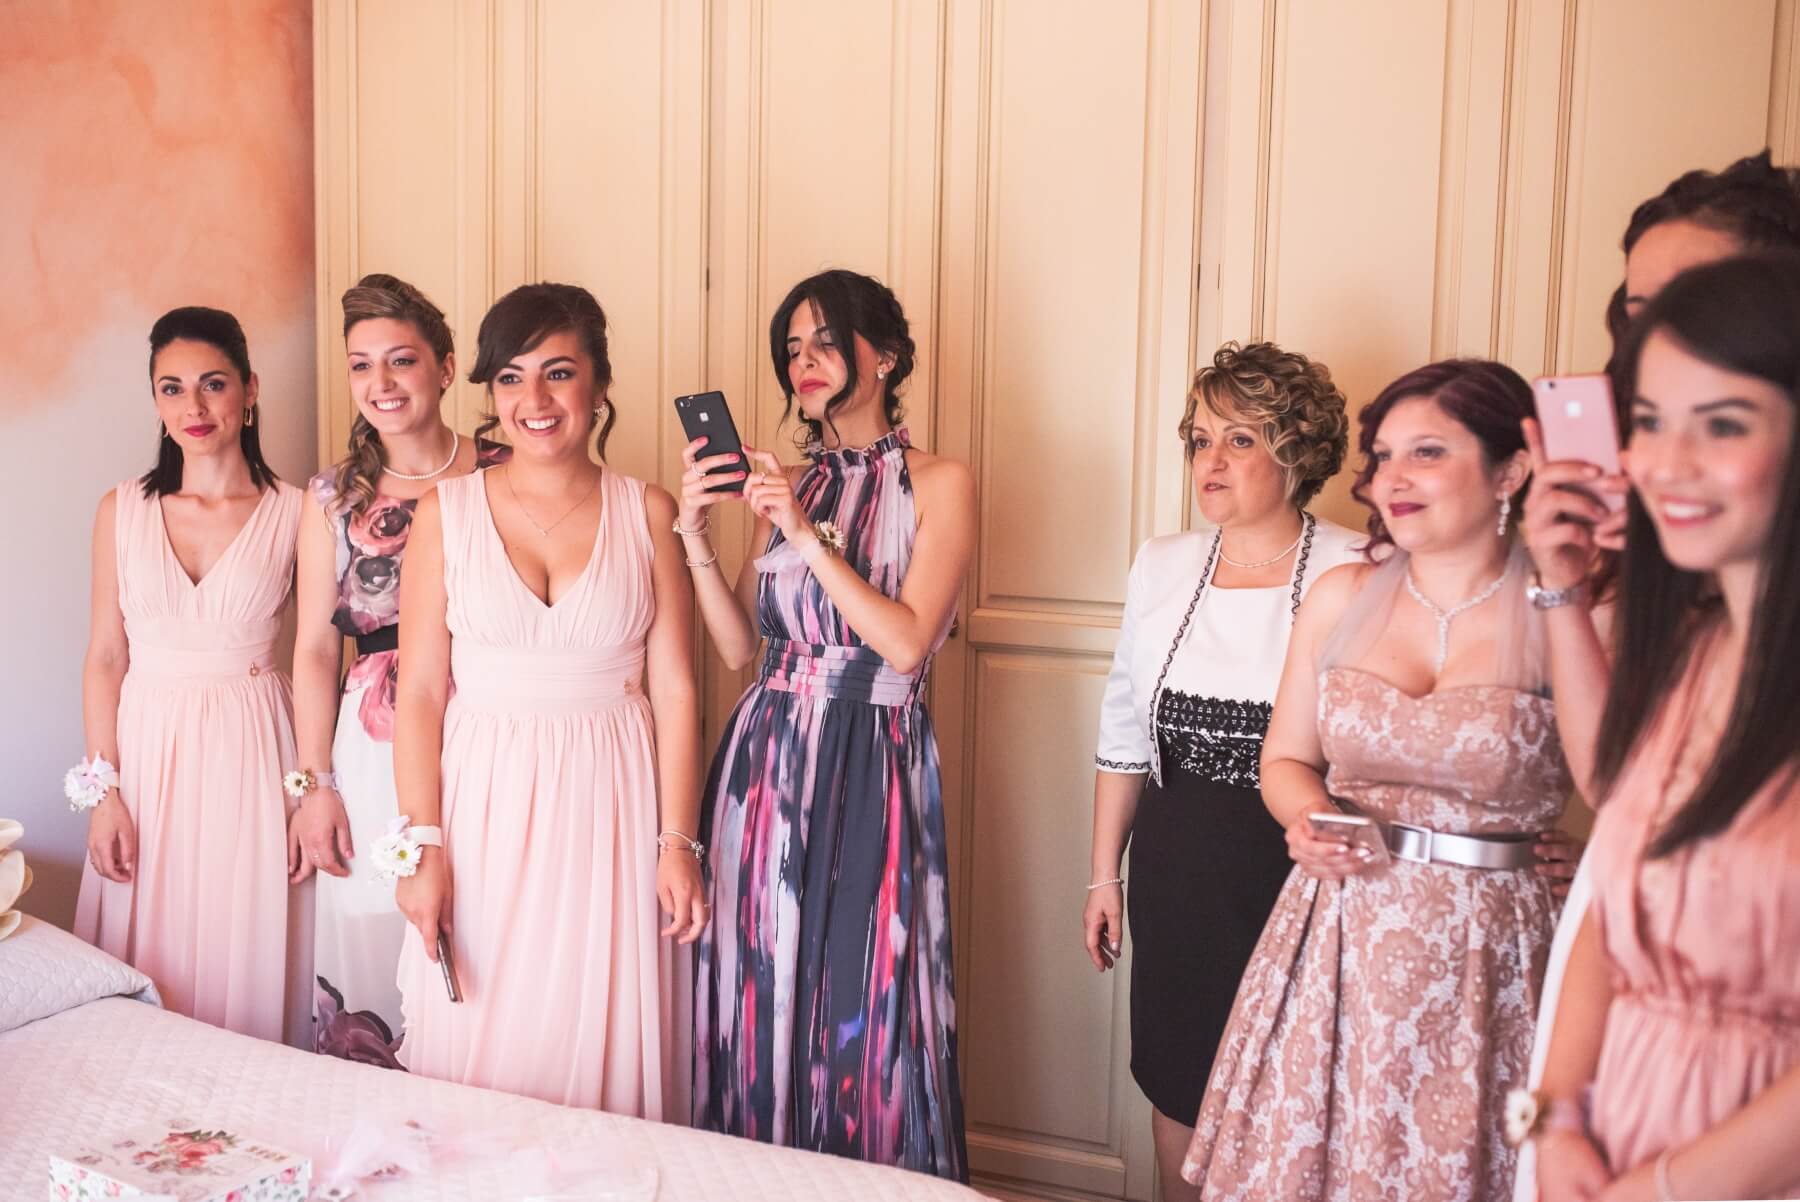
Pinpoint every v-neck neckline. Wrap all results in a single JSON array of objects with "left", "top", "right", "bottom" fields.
[
  {"left": 156, "top": 485, "right": 274, "bottom": 591},
  {"left": 478, "top": 468, "right": 606, "bottom": 611}
]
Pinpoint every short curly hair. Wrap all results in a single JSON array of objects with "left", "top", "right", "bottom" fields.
[{"left": 1181, "top": 341, "right": 1349, "bottom": 507}]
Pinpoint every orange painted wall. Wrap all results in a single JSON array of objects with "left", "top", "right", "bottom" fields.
[{"left": 0, "top": 0, "right": 317, "bottom": 927}]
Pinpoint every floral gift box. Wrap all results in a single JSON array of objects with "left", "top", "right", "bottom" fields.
[{"left": 49, "top": 1122, "right": 310, "bottom": 1202}]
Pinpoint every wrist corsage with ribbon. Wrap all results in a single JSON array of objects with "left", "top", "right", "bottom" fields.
[
  {"left": 811, "top": 519, "right": 847, "bottom": 556},
  {"left": 371, "top": 817, "right": 444, "bottom": 882},
  {"left": 63, "top": 755, "right": 120, "bottom": 812},
  {"left": 283, "top": 768, "right": 339, "bottom": 800},
  {"left": 1504, "top": 1086, "right": 1589, "bottom": 1147}
]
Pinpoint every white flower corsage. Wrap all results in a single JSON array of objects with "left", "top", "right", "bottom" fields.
[
  {"left": 64, "top": 755, "right": 120, "bottom": 812},
  {"left": 1503, "top": 1088, "right": 1538, "bottom": 1147},
  {"left": 370, "top": 817, "right": 425, "bottom": 882},
  {"left": 283, "top": 770, "right": 311, "bottom": 799},
  {"left": 811, "top": 520, "right": 847, "bottom": 556}
]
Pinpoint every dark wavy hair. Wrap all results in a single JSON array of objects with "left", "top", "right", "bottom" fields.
[
  {"left": 769, "top": 270, "right": 914, "bottom": 451},
  {"left": 468, "top": 283, "right": 614, "bottom": 459},
  {"left": 1603, "top": 150, "right": 1800, "bottom": 399},
  {"left": 140, "top": 307, "right": 279, "bottom": 498},
  {"left": 1594, "top": 251, "right": 1800, "bottom": 856},
  {"left": 1349, "top": 359, "right": 1533, "bottom": 556}
]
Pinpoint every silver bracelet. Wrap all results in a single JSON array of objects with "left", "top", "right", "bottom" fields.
[
  {"left": 673, "top": 515, "right": 711, "bottom": 537},
  {"left": 1086, "top": 877, "right": 1123, "bottom": 891},
  {"left": 657, "top": 830, "right": 706, "bottom": 859},
  {"left": 1654, "top": 1146, "right": 1679, "bottom": 1201}
]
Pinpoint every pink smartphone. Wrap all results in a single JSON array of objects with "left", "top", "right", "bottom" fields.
[
  {"left": 1307, "top": 812, "right": 1390, "bottom": 864},
  {"left": 1532, "top": 374, "right": 1624, "bottom": 512}
]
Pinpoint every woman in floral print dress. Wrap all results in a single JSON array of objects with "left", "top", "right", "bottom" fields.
[{"left": 289, "top": 274, "right": 505, "bottom": 1066}]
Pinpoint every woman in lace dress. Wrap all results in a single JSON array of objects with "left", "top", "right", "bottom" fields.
[
  {"left": 1082, "top": 342, "right": 1361, "bottom": 1202},
  {"left": 1185, "top": 359, "right": 1569, "bottom": 1202}
]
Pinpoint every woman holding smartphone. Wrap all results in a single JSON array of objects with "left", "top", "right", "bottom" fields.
[
  {"left": 392, "top": 282, "right": 704, "bottom": 1115},
  {"left": 1184, "top": 359, "right": 1570, "bottom": 1202},
  {"left": 1081, "top": 341, "right": 1360, "bottom": 1202},
  {"left": 1531, "top": 253, "right": 1800, "bottom": 1201},
  {"left": 1512, "top": 149, "right": 1800, "bottom": 1202},
  {"left": 289, "top": 274, "right": 506, "bottom": 1068},
  {"left": 676, "top": 269, "right": 974, "bottom": 1179}
]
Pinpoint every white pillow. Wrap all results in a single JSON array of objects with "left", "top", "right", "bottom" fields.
[{"left": 0, "top": 915, "right": 160, "bottom": 1035}]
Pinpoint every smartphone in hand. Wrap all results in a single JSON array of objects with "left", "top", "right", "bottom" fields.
[
  {"left": 436, "top": 930, "right": 462, "bottom": 1004},
  {"left": 1307, "top": 811, "right": 1390, "bottom": 865},
  {"left": 1532, "top": 374, "right": 1624, "bottom": 512},
  {"left": 674, "top": 391, "right": 747, "bottom": 494}
]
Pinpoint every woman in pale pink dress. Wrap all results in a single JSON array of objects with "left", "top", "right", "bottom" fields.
[
  {"left": 392, "top": 283, "right": 707, "bottom": 1116},
  {"left": 1533, "top": 255, "right": 1800, "bottom": 1199},
  {"left": 77, "top": 306, "right": 303, "bottom": 1043}
]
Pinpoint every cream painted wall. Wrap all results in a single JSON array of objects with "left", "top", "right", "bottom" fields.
[
  {"left": 0, "top": 1, "right": 316, "bottom": 929},
  {"left": 311, "top": 3, "right": 1795, "bottom": 1198}
]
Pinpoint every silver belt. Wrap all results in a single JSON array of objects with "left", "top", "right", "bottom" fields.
[{"left": 1383, "top": 821, "right": 1538, "bottom": 870}]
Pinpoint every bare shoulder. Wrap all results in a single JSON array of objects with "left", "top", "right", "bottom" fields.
[
  {"left": 94, "top": 487, "right": 118, "bottom": 527},
  {"left": 904, "top": 449, "right": 975, "bottom": 504},
  {"left": 1295, "top": 560, "right": 1374, "bottom": 631},
  {"left": 642, "top": 481, "right": 678, "bottom": 524}
]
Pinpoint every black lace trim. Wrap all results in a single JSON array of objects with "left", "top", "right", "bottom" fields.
[
  {"left": 1156, "top": 691, "right": 1272, "bottom": 789},
  {"left": 1096, "top": 756, "right": 1151, "bottom": 773}
]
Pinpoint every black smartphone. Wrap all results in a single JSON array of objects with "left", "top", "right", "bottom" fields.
[
  {"left": 674, "top": 390, "right": 747, "bottom": 494},
  {"left": 436, "top": 930, "right": 462, "bottom": 1003}
]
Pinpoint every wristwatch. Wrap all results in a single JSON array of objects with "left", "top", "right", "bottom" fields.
[{"left": 1525, "top": 574, "right": 1588, "bottom": 611}]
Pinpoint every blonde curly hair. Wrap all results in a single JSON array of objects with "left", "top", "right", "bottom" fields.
[{"left": 1180, "top": 340, "right": 1349, "bottom": 507}]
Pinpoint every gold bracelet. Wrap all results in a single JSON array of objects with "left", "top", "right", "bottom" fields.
[
  {"left": 673, "top": 515, "right": 711, "bottom": 537},
  {"left": 685, "top": 548, "right": 720, "bottom": 569}
]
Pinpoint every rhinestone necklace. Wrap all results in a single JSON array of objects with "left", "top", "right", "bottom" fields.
[{"left": 1405, "top": 562, "right": 1513, "bottom": 673}]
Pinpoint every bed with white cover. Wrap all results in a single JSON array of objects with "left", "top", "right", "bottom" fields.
[{"left": 0, "top": 916, "right": 985, "bottom": 1200}]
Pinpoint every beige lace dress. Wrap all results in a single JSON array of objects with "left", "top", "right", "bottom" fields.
[{"left": 1183, "top": 663, "right": 1569, "bottom": 1202}]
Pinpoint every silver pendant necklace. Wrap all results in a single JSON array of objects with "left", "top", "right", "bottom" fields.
[
  {"left": 383, "top": 431, "right": 460, "bottom": 481},
  {"left": 505, "top": 464, "right": 600, "bottom": 536},
  {"left": 1405, "top": 562, "right": 1513, "bottom": 673}
]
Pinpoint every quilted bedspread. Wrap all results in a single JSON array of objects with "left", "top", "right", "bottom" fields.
[{"left": 0, "top": 997, "right": 986, "bottom": 1200}]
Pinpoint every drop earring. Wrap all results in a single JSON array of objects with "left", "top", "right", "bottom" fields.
[
  {"left": 876, "top": 367, "right": 888, "bottom": 380},
  {"left": 1496, "top": 494, "right": 1511, "bottom": 537},
  {"left": 244, "top": 405, "right": 256, "bottom": 429}
]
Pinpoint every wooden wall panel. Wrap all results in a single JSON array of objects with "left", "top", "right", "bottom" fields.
[{"left": 314, "top": 5, "right": 1789, "bottom": 1199}]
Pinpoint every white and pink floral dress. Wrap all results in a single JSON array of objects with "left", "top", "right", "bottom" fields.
[{"left": 306, "top": 443, "right": 506, "bottom": 1067}]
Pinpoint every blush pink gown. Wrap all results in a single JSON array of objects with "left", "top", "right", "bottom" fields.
[
  {"left": 1586, "top": 642, "right": 1800, "bottom": 1196},
  {"left": 75, "top": 479, "right": 303, "bottom": 1043},
  {"left": 397, "top": 469, "right": 687, "bottom": 1118}
]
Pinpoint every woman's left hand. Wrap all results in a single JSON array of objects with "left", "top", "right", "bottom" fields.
[
  {"left": 1535, "top": 828, "right": 1583, "bottom": 899},
  {"left": 742, "top": 449, "right": 809, "bottom": 544},
  {"left": 1594, "top": 1161, "right": 1661, "bottom": 1202},
  {"left": 657, "top": 849, "right": 709, "bottom": 944}
]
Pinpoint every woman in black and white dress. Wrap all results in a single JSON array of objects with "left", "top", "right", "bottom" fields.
[{"left": 1082, "top": 342, "right": 1360, "bottom": 1202}]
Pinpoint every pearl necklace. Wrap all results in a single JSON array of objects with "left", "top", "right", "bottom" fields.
[
  {"left": 1405, "top": 562, "right": 1513, "bottom": 673},
  {"left": 382, "top": 431, "right": 460, "bottom": 481},
  {"left": 1218, "top": 526, "right": 1305, "bottom": 570}
]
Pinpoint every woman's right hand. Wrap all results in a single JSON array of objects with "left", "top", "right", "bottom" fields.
[
  {"left": 1521, "top": 418, "right": 1630, "bottom": 591},
  {"left": 1536, "top": 1128, "right": 1613, "bottom": 1202},
  {"left": 396, "top": 846, "right": 452, "bottom": 961},
  {"left": 1286, "top": 808, "right": 1376, "bottom": 880},
  {"left": 86, "top": 791, "right": 136, "bottom": 883},
  {"left": 677, "top": 436, "right": 747, "bottom": 531},
  {"left": 287, "top": 788, "right": 354, "bottom": 883},
  {"left": 1082, "top": 881, "right": 1124, "bottom": 972}
]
